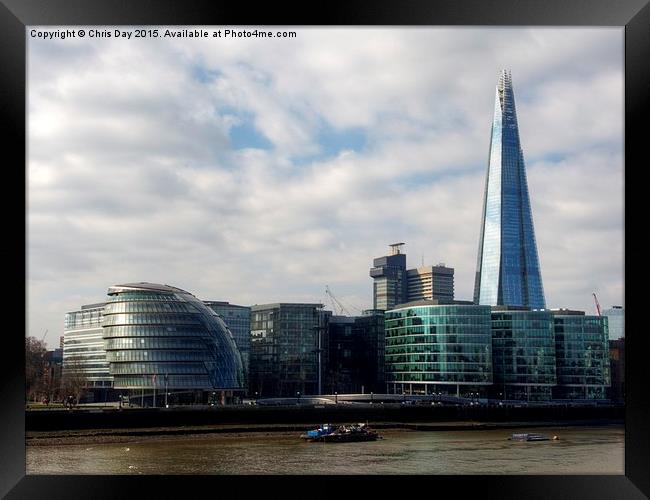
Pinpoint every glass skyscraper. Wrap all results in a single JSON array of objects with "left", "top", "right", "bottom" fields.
[{"left": 474, "top": 70, "right": 545, "bottom": 309}]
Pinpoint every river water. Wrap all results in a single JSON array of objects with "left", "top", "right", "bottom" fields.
[{"left": 27, "top": 425, "right": 623, "bottom": 475}]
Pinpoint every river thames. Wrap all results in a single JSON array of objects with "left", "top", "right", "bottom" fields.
[{"left": 26, "top": 425, "right": 623, "bottom": 475}]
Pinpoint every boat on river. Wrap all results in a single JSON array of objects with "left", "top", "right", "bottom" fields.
[
  {"left": 510, "top": 433, "right": 558, "bottom": 441},
  {"left": 301, "top": 423, "right": 382, "bottom": 443}
]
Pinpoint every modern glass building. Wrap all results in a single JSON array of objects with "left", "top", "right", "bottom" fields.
[
  {"left": 102, "top": 283, "right": 244, "bottom": 405},
  {"left": 474, "top": 70, "right": 545, "bottom": 309},
  {"left": 384, "top": 301, "right": 492, "bottom": 397},
  {"left": 204, "top": 301, "right": 251, "bottom": 389},
  {"left": 249, "top": 303, "right": 330, "bottom": 397},
  {"left": 490, "top": 307, "right": 556, "bottom": 401},
  {"left": 552, "top": 310, "right": 611, "bottom": 400},
  {"left": 62, "top": 302, "right": 113, "bottom": 402},
  {"left": 325, "top": 310, "right": 385, "bottom": 394},
  {"left": 602, "top": 306, "right": 624, "bottom": 340}
]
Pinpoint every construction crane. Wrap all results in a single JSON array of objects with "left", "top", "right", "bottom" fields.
[
  {"left": 592, "top": 293, "right": 602, "bottom": 316},
  {"left": 325, "top": 285, "right": 351, "bottom": 316},
  {"left": 41, "top": 329, "right": 48, "bottom": 342}
]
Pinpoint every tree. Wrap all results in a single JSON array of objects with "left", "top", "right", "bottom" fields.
[
  {"left": 61, "top": 357, "right": 88, "bottom": 407},
  {"left": 25, "top": 336, "right": 47, "bottom": 402}
]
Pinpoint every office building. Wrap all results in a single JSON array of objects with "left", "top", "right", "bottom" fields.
[
  {"left": 602, "top": 306, "right": 624, "bottom": 340},
  {"left": 371, "top": 243, "right": 455, "bottom": 310},
  {"left": 62, "top": 302, "right": 113, "bottom": 402},
  {"left": 326, "top": 310, "right": 385, "bottom": 394},
  {"left": 249, "top": 303, "right": 330, "bottom": 397},
  {"left": 490, "top": 307, "right": 556, "bottom": 401},
  {"left": 406, "top": 264, "right": 454, "bottom": 302},
  {"left": 473, "top": 70, "right": 545, "bottom": 309},
  {"left": 552, "top": 309, "right": 610, "bottom": 400},
  {"left": 384, "top": 300, "right": 493, "bottom": 397},
  {"left": 102, "top": 282, "right": 244, "bottom": 405},
  {"left": 204, "top": 301, "right": 251, "bottom": 388},
  {"left": 370, "top": 243, "right": 407, "bottom": 310}
]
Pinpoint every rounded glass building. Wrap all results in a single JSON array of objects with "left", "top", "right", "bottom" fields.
[
  {"left": 385, "top": 301, "right": 492, "bottom": 397},
  {"left": 102, "top": 283, "right": 244, "bottom": 404}
]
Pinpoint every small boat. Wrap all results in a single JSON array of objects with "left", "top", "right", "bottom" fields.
[
  {"left": 301, "top": 423, "right": 382, "bottom": 443},
  {"left": 300, "top": 424, "right": 336, "bottom": 441},
  {"left": 510, "top": 432, "right": 551, "bottom": 441}
]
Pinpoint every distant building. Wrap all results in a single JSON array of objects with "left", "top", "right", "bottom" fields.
[
  {"left": 62, "top": 302, "right": 113, "bottom": 402},
  {"left": 370, "top": 243, "right": 407, "bottom": 310},
  {"left": 370, "top": 243, "right": 455, "bottom": 310},
  {"left": 551, "top": 309, "right": 610, "bottom": 400},
  {"left": 325, "top": 310, "right": 385, "bottom": 394},
  {"left": 608, "top": 338, "right": 625, "bottom": 404},
  {"left": 385, "top": 300, "right": 493, "bottom": 397},
  {"left": 490, "top": 307, "right": 556, "bottom": 401},
  {"left": 249, "top": 303, "right": 330, "bottom": 397},
  {"left": 602, "top": 306, "right": 624, "bottom": 340},
  {"left": 406, "top": 264, "right": 454, "bottom": 302},
  {"left": 204, "top": 301, "right": 251, "bottom": 390}
]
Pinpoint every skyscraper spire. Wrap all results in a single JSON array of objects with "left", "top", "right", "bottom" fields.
[{"left": 473, "top": 70, "right": 546, "bottom": 309}]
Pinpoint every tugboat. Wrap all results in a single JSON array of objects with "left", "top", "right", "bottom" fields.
[
  {"left": 301, "top": 423, "right": 382, "bottom": 443},
  {"left": 301, "top": 424, "right": 336, "bottom": 441}
]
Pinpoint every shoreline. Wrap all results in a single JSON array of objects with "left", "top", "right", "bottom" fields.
[{"left": 26, "top": 419, "right": 623, "bottom": 446}]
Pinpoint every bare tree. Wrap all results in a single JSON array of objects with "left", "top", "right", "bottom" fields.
[
  {"left": 61, "top": 357, "right": 88, "bottom": 407},
  {"left": 25, "top": 337, "right": 47, "bottom": 403}
]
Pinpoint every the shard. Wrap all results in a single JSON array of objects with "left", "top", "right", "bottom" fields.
[{"left": 473, "top": 70, "right": 546, "bottom": 309}]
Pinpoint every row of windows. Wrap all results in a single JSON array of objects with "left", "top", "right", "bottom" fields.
[
  {"left": 386, "top": 327, "right": 491, "bottom": 336},
  {"left": 103, "top": 325, "right": 210, "bottom": 338},
  {"left": 105, "top": 338, "right": 208, "bottom": 350},
  {"left": 104, "top": 301, "right": 193, "bottom": 314},
  {"left": 387, "top": 373, "right": 492, "bottom": 383},
  {"left": 102, "top": 313, "right": 204, "bottom": 326},
  {"left": 108, "top": 292, "right": 178, "bottom": 302},
  {"left": 386, "top": 318, "right": 491, "bottom": 328},
  {"left": 386, "top": 336, "right": 491, "bottom": 346},
  {"left": 110, "top": 363, "right": 207, "bottom": 375},
  {"left": 107, "top": 350, "right": 211, "bottom": 362},
  {"left": 113, "top": 375, "right": 213, "bottom": 388},
  {"left": 387, "top": 363, "right": 490, "bottom": 372}
]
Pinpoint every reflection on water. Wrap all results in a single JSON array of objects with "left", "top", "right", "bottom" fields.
[{"left": 27, "top": 425, "right": 624, "bottom": 475}]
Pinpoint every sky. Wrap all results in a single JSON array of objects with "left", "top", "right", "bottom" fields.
[{"left": 27, "top": 27, "right": 624, "bottom": 348}]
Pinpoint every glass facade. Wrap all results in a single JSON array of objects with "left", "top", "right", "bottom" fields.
[
  {"left": 553, "top": 312, "right": 610, "bottom": 400},
  {"left": 602, "top": 306, "right": 624, "bottom": 340},
  {"left": 490, "top": 309, "right": 556, "bottom": 401},
  {"left": 326, "top": 310, "right": 385, "bottom": 394},
  {"left": 102, "top": 283, "right": 244, "bottom": 393},
  {"left": 63, "top": 303, "right": 113, "bottom": 388},
  {"left": 384, "top": 303, "right": 492, "bottom": 396},
  {"left": 204, "top": 301, "right": 251, "bottom": 389},
  {"left": 474, "top": 70, "right": 545, "bottom": 309},
  {"left": 249, "top": 303, "right": 329, "bottom": 397}
]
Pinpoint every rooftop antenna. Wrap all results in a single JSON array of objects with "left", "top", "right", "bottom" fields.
[{"left": 389, "top": 242, "right": 405, "bottom": 256}]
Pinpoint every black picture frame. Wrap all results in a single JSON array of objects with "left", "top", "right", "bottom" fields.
[{"left": 2, "top": 0, "right": 647, "bottom": 497}]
